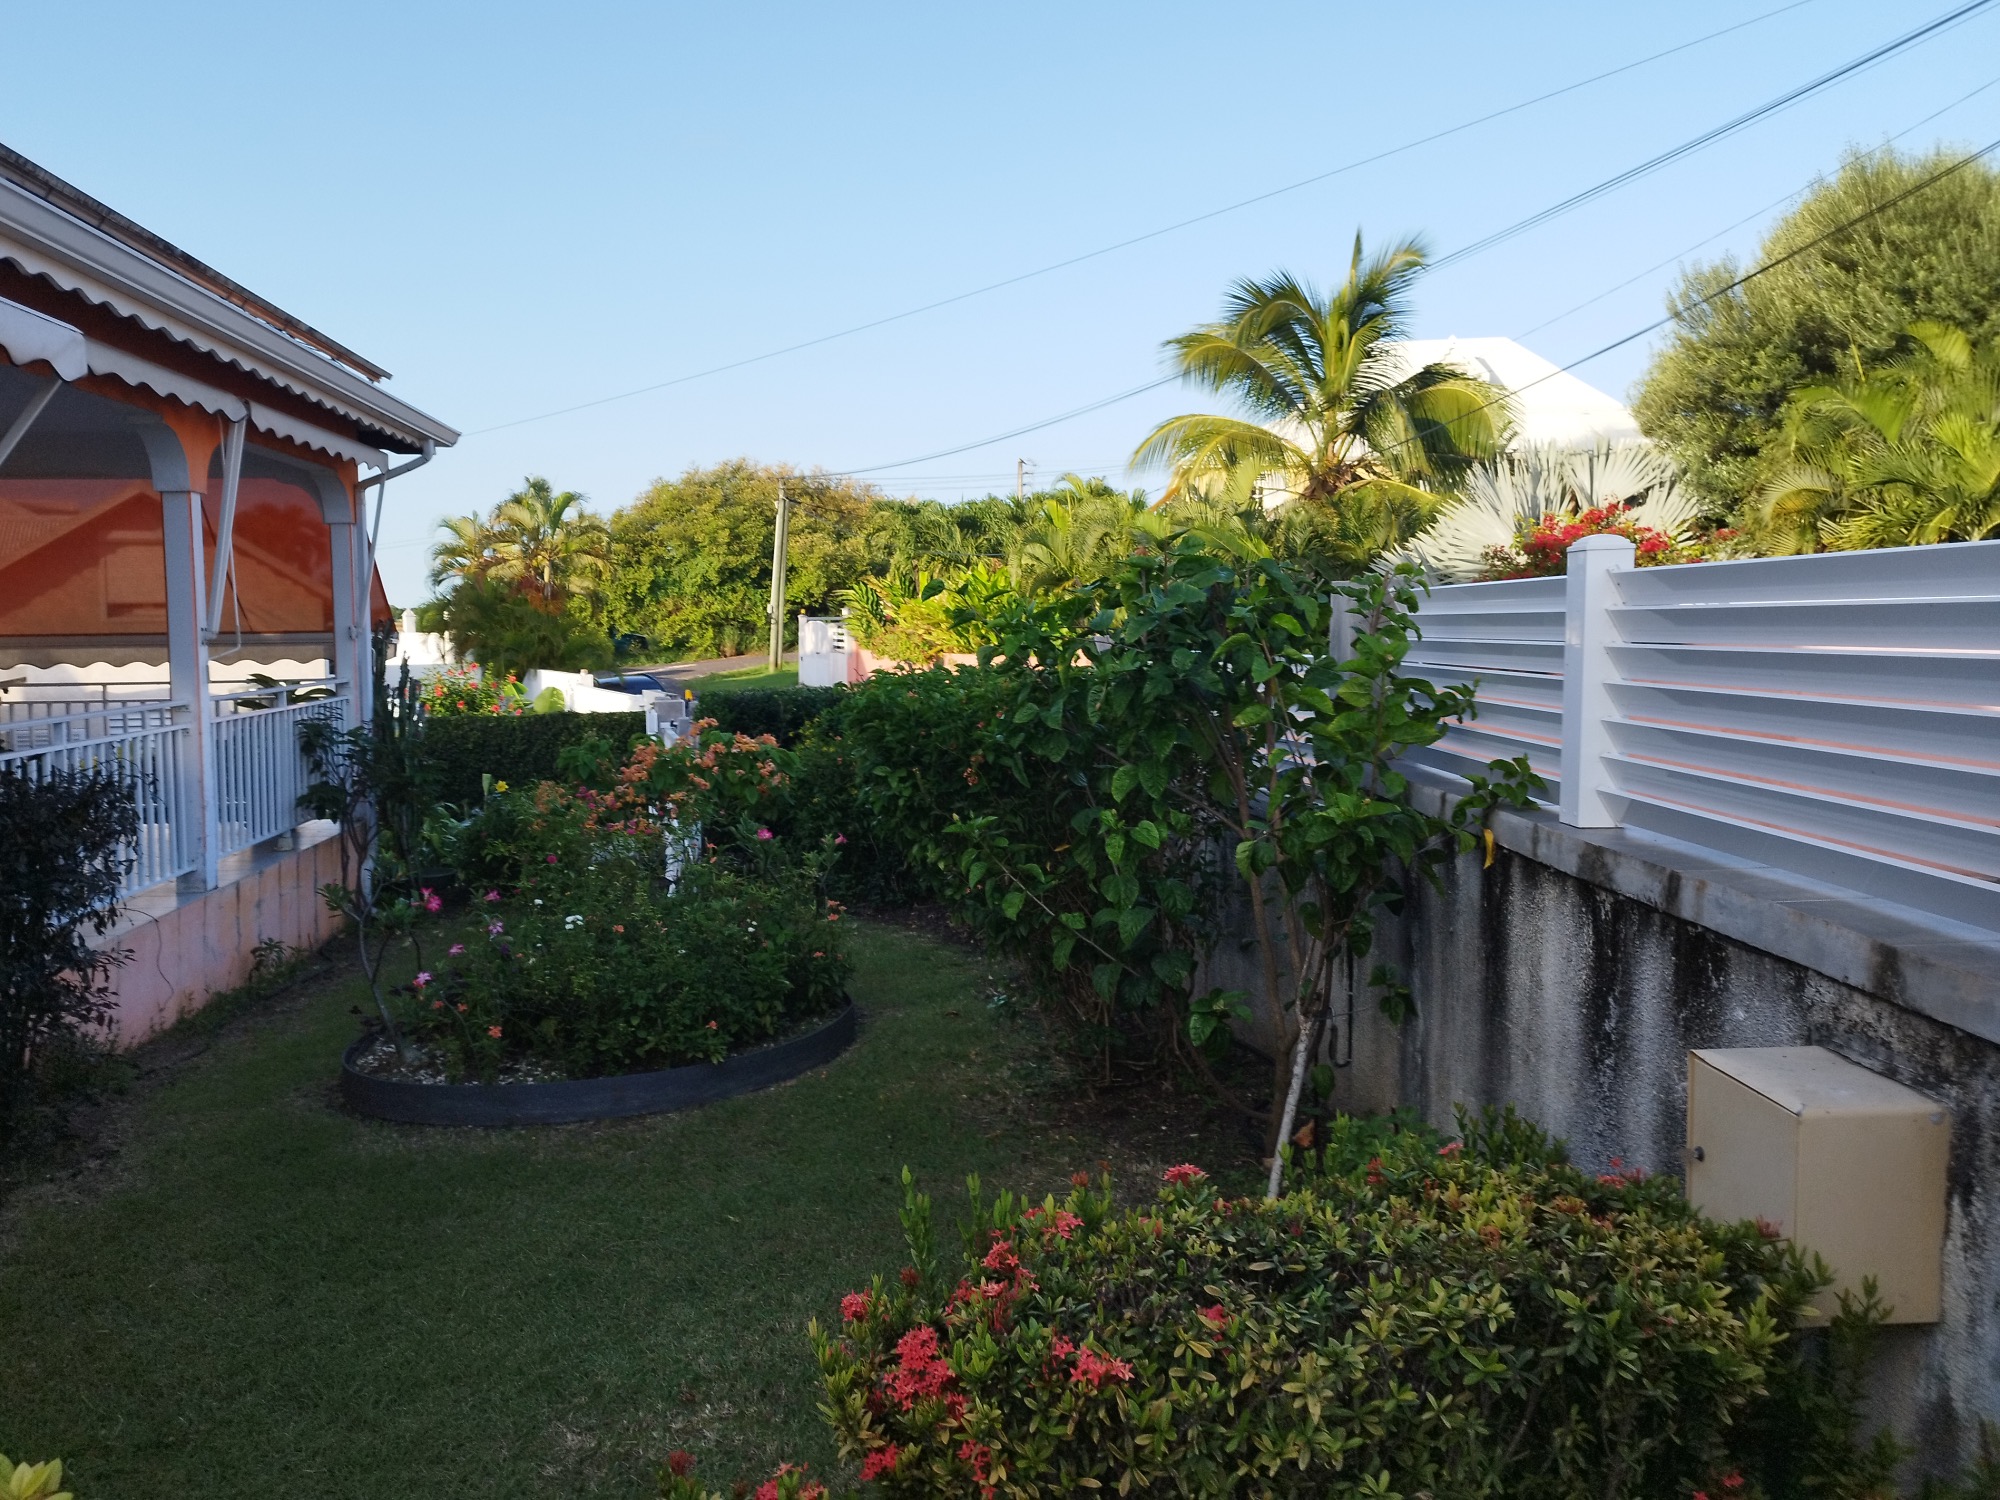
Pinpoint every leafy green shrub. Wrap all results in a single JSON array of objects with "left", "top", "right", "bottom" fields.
[
  {"left": 706, "top": 685, "right": 846, "bottom": 746},
  {"left": 813, "top": 1112, "right": 1883, "bottom": 1500},
  {"left": 419, "top": 710, "right": 645, "bottom": 806},
  {"left": 784, "top": 667, "right": 1012, "bottom": 905},
  {"left": 0, "top": 769, "right": 135, "bottom": 1153}
]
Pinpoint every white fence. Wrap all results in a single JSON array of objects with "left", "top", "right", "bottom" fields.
[
  {"left": 0, "top": 702, "right": 199, "bottom": 895},
  {"left": 210, "top": 687, "right": 348, "bottom": 859},
  {"left": 1401, "top": 536, "right": 2000, "bottom": 934}
]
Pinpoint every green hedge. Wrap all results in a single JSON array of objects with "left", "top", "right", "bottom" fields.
[
  {"left": 703, "top": 686, "right": 845, "bottom": 746},
  {"left": 421, "top": 711, "right": 646, "bottom": 806}
]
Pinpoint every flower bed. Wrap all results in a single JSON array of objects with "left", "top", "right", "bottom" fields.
[{"left": 362, "top": 726, "right": 851, "bottom": 1107}]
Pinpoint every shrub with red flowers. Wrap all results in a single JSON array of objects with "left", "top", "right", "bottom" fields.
[
  {"left": 418, "top": 661, "right": 525, "bottom": 717},
  {"left": 1477, "top": 502, "right": 1697, "bottom": 580},
  {"left": 808, "top": 1111, "right": 1886, "bottom": 1500}
]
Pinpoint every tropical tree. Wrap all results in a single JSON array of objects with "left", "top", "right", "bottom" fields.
[
  {"left": 1635, "top": 147, "right": 2000, "bottom": 510},
  {"left": 1385, "top": 441, "right": 1702, "bottom": 580},
  {"left": 1011, "top": 475, "right": 1150, "bottom": 596},
  {"left": 1131, "top": 236, "right": 1511, "bottom": 572},
  {"left": 1753, "top": 321, "right": 2000, "bottom": 551},
  {"left": 482, "top": 477, "right": 612, "bottom": 609},
  {"left": 428, "top": 511, "right": 496, "bottom": 590}
]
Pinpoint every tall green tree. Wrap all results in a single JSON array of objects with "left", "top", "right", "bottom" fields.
[
  {"left": 1132, "top": 236, "right": 1510, "bottom": 571},
  {"left": 1754, "top": 320, "right": 2000, "bottom": 551},
  {"left": 603, "top": 461, "right": 881, "bottom": 660},
  {"left": 1635, "top": 146, "right": 2000, "bottom": 511}
]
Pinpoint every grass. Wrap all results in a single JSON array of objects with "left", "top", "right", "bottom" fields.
[
  {"left": 0, "top": 919, "right": 1240, "bottom": 1499},
  {"left": 694, "top": 664, "right": 798, "bottom": 694}
]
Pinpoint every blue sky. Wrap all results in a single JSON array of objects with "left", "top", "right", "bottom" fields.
[{"left": 6, "top": 0, "right": 1999, "bottom": 604}]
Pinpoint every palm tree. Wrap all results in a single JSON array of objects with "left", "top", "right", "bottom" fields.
[
  {"left": 1755, "top": 322, "right": 2000, "bottom": 552},
  {"left": 476, "top": 477, "right": 612, "bottom": 608},
  {"left": 1131, "top": 237, "right": 1511, "bottom": 568},
  {"left": 428, "top": 512, "right": 496, "bottom": 590}
]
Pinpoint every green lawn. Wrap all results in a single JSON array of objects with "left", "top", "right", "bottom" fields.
[
  {"left": 0, "top": 922, "right": 1233, "bottom": 1499},
  {"left": 694, "top": 664, "right": 799, "bottom": 694}
]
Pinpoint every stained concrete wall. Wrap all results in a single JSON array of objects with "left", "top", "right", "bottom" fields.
[
  {"left": 1209, "top": 781, "right": 2000, "bottom": 1468},
  {"left": 97, "top": 824, "right": 347, "bottom": 1045}
]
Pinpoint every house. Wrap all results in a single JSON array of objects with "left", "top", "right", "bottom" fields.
[
  {"left": 0, "top": 143, "right": 458, "bottom": 1040},
  {"left": 1383, "top": 335, "right": 1642, "bottom": 448}
]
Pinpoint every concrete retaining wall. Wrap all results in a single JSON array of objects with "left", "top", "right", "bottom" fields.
[{"left": 1207, "top": 783, "right": 2000, "bottom": 1467}]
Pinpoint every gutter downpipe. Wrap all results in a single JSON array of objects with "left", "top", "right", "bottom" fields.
[{"left": 353, "top": 440, "right": 435, "bottom": 717}]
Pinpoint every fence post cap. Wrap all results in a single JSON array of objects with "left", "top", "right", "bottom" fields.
[{"left": 1569, "top": 533, "right": 1638, "bottom": 555}]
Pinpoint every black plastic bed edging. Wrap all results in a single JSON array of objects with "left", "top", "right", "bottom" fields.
[{"left": 339, "top": 1002, "right": 858, "bottom": 1126}]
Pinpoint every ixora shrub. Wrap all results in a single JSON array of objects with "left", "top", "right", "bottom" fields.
[
  {"left": 0, "top": 768, "right": 136, "bottom": 1151},
  {"left": 809, "top": 1113, "right": 1890, "bottom": 1500},
  {"left": 407, "top": 731, "right": 848, "bottom": 1081},
  {"left": 705, "top": 685, "right": 846, "bottom": 747},
  {"left": 418, "top": 661, "right": 526, "bottom": 717},
  {"left": 419, "top": 708, "right": 646, "bottom": 807}
]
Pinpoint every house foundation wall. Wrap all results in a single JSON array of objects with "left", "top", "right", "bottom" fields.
[{"left": 97, "top": 824, "right": 346, "bottom": 1045}]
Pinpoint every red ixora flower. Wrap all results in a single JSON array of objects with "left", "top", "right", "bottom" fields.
[
  {"left": 899, "top": 1266, "right": 921, "bottom": 1287},
  {"left": 1199, "top": 1304, "right": 1229, "bottom": 1329},
  {"left": 859, "top": 1446, "right": 901, "bottom": 1481},
  {"left": 1070, "top": 1346, "right": 1134, "bottom": 1389},
  {"left": 545, "top": 853, "right": 559, "bottom": 864},
  {"left": 1437, "top": 1141, "right": 1464, "bottom": 1158},
  {"left": 487, "top": 1025, "right": 503, "bottom": 1039},
  {"left": 666, "top": 1450, "right": 694, "bottom": 1477},
  {"left": 1162, "top": 1163, "right": 1206, "bottom": 1185},
  {"left": 756, "top": 827, "right": 774, "bottom": 841},
  {"left": 840, "top": 1291, "right": 871, "bottom": 1322}
]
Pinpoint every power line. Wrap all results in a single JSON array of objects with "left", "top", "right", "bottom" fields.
[
  {"left": 1514, "top": 71, "right": 2000, "bottom": 339},
  {"left": 462, "top": 0, "right": 1823, "bottom": 437},
  {"left": 834, "top": 132, "right": 2000, "bottom": 484},
  {"left": 1429, "top": 0, "right": 1998, "bottom": 272}
]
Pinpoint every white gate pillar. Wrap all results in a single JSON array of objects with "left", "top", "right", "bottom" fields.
[
  {"left": 1558, "top": 533, "right": 1635, "bottom": 829},
  {"left": 161, "top": 487, "right": 219, "bottom": 887}
]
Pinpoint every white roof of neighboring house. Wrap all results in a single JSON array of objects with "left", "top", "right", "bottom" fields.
[{"left": 1384, "top": 336, "right": 1641, "bottom": 448}]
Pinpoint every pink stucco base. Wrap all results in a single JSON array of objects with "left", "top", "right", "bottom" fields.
[
  {"left": 844, "top": 648, "right": 977, "bottom": 683},
  {"left": 96, "top": 827, "right": 349, "bottom": 1047}
]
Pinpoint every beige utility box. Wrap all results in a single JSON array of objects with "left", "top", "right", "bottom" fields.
[{"left": 1687, "top": 1047, "right": 1949, "bottom": 1324}]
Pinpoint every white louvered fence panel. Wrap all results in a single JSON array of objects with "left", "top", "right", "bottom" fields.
[{"left": 1400, "top": 539, "right": 2000, "bottom": 933}]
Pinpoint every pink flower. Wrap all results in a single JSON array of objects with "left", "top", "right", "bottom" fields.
[
  {"left": 488, "top": 921, "right": 504, "bottom": 936},
  {"left": 834, "top": 834, "right": 847, "bottom": 845},
  {"left": 1438, "top": 1141, "right": 1464, "bottom": 1158},
  {"left": 420, "top": 887, "right": 442, "bottom": 914},
  {"left": 756, "top": 827, "right": 773, "bottom": 841},
  {"left": 840, "top": 1291, "right": 871, "bottom": 1322},
  {"left": 487, "top": 1025, "right": 502, "bottom": 1039},
  {"left": 1199, "top": 1304, "right": 1229, "bottom": 1329},
  {"left": 705, "top": 1020, "right": 718, "bottom": 1030},
  {"left": 484, "top": 889, "right": 500, "bottom": 903},
  {"left": 1051, "top": 1209, "right": 1082, "bottom": 1239},
  {"left": 1162, "top": 1163, "right": 1206, "bottom": 1185},
  {"left": 448, "top": 943, "right": 465, "bottom": 956},
  {"left": 412, "top": 971, "right": 431, "bottom": 988},
  {"left": 546, "top": 853, "right": 558, "bottom": 864}
]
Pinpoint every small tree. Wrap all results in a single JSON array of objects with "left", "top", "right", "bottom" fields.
[
  {"left": 0, "top": 768, "right": 137, "bottom": 1150},
  {"left": 956, "top": 528, "right": 1534, "bottom": 1190}
]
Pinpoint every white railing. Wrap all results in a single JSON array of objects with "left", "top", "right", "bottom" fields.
[
  {"left": 1400, "top": 537, "right": 2000, "bottom": 934},
  {"left": 210, "top": 685, "right": 349, "bottom": 859},
  {"left": 0, "top": 702, "right": 198, "bottom": 895}
]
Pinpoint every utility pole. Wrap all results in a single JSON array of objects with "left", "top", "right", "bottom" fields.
[
  {"left": 767, "top": 479, "right": 792, "bottom": 672},
  {"left": 1016, "top": 458, "right": 1025, "bottom": 500}
]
